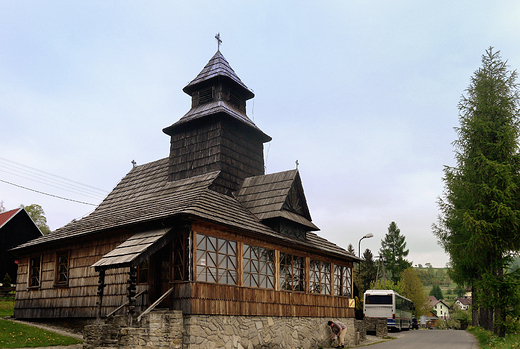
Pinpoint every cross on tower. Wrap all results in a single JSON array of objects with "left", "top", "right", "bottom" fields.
[{"left": 215, "top": 33, "right": 222, "bottom": 51}]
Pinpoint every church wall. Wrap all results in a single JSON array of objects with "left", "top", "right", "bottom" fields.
[{"left": 13, "top": 229, "right": 148, "bottom": 319}]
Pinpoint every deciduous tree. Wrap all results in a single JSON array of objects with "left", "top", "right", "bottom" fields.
[
  {"left": 400, "top": 268, "right": 429, "bottom": 316},
  {"left": 21, "top": 204, "right": 51, "bottom": 235}
]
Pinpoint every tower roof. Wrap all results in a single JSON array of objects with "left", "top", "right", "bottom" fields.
[{"left": 182, "top": 51, "right": 255, "bottom": 100}]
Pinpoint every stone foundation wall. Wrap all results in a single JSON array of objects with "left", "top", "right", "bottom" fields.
[
  {"left": 364, "top": 318, "right": 388, "bottom": 337},
  {"left": 183, "top": 315, "right": 355, "bottom": 349},
  {"left": 83, "top": 313, "right": 357, "bottom": 349},
  {"left": 354, "top": 319, "right": 366, "bottom": 342},
  {"left": 120, "top": 311, "right": 184, "bottom": 349}
]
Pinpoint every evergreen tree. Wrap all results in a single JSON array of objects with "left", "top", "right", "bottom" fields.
[
  {"left": 379, "top": 222, "right": 412, "bottom": 283},
  {"left": 359, "top": 248, "right": 377, "bottom": 294},
  {"left": 434, "top": 48, "right": 520, "bottom": 336},
  {"left": 429, "top": 285, "right": 444, "bottom": 300}
]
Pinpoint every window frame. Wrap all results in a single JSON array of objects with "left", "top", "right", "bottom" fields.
[
  {"left": 54, "top": 251, "right": 70, "bottom": 287},
  {"left": 196, "top": 233, "right": 237, "bottom": 285},
  {"left": 279, "top": 252, "right": 305, "bottom": 292},
  {"left": 28, "top": 255, "right": 42, "bottom": 289},
  {"left": 333, "top": 264, "right": 352, "bottom": 297},
  {"left": 309, "top": 259, "right": 331, "bottom": 295},
  {"left": 243, "top": 244, "right": 275, "bottom": 289}
]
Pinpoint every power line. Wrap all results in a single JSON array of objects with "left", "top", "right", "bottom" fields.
[
  {"left": 0, "top": 157, "right": 108, "bottom": 195},
  {"left": 0, "top": 179, "right": 98, "bottom": 206},
  {"left": 0, "top": 168, "right": 105, "bottom": 201}
]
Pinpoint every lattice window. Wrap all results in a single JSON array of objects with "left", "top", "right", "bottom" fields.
[
  {"left": 29, "top": 256, "right": 41, "bottom": 288},
  {"left": 280, "top": 221, "right": 307, "bottom": 240},
  {"left": 334, "top": 264, "right": 352, "bottom": 297},
  {"left": 309, "top": 259, "right": 331, "bottom": 295},
  {"left": 280, "top": 253, "right": 305, "bottom": 291},
  {"left": 243, "top": 244, "right": 275, "bottom": 289},
  {"left": 172, "top": 232, "right": 187, "bottom": 281},
  {"left": 196, "top": 234, "right": 237, "bottom": 285},
  {"left": 55, "top": 251, "right": 69, "bottom": 286}
]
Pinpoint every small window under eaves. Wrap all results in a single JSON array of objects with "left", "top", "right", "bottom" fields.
[{"left": 198, "top": 87, "right": 213, "bottom": 105}]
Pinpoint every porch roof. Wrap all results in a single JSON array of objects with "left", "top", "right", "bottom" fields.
[{"left": 91, "top": 228, "right": 171, "bottom": 271}]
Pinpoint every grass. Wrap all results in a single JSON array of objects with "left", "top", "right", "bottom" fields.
[
  {"left": 1, "top": 297, "right": 82, "bottom": 348},
  {"left": 0, "top": 319, "right": 82, "bottom": 348},
  {"left": 467, "top": 326, "right": 520, "bottom": 349},
  {"left": 0, "top": 297, "right": 14, "bottom": 318}
]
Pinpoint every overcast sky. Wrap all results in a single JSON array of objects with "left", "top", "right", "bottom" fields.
[{"left": 2, "top": 1, "right": 520, "bottom": 268}]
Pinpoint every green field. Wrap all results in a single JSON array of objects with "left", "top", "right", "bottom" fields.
[
  {"left": 0, "top": 297, "right": 14, "bottom": 318},
  {"left": 0, "top": 297, "right": 82, "bottom": 348}
]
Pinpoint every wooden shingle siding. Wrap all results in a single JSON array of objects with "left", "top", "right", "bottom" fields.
[
  {"left": 13, "top": 230, "right": 146, "bottom": 319},
  {"left": 168, "top": 117, "right": 265, "bottom": 193}
]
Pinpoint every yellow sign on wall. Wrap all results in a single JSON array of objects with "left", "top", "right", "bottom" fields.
[{"left": 348, "top": 299, "right": 355, "bottom": 308}]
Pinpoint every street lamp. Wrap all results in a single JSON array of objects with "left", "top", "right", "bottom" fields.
[{"left": 358, "top": 233, "right": 374, "bottom": 257}]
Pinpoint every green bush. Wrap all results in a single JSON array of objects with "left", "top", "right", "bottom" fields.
[{"left": 2, "top": 273, "right": 12, "bottom": 288}]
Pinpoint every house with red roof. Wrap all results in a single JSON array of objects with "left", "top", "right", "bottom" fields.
[
  {"left": 0, "top": 208, "right": 43, "bottom": 284},
  {"left": 454, "top": 296, "right": 472, "bottom": 311}
]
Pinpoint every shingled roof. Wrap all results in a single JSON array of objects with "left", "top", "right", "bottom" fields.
[
  {"left": 235, "top": 170, "right": 318, "bottom": 231},
  {"left": 11, "top": 159, "right": 357, "bottom": 261},
  {"left": 182, "top": 51, "right": 254, "bottom": 99},
  {"left": 163, "top": 100, "right": 271, "bottom": 142}
]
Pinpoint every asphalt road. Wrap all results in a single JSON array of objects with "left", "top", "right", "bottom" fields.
[{"left": 366, "top": 329, "right": 478, "bottom": 349}]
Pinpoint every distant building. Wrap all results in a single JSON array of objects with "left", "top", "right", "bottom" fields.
[
  {"left": 454, "top": 296, "right": 472, "bottom": 311},
  {"left": 0, "top": 208, "right": 42, "bottom": 283},
  {"left": 429, "top": 295, "right": 450, "bottom": 319}
]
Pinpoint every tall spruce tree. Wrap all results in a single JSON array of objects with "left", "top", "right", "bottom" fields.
[
  {"left": 434, "top": 47, "right": 520, "bottom": 336},
  {"left": 379, "top": 222, "right": 412, "bottom": 283},
  {"left": 359, "top": 248, "right": 377, "bottom": 294}
]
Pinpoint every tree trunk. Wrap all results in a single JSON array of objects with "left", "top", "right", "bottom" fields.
[
  {"left": 480, "top": 307, "right": 493, "bottom": 331},
  {"left": 471, "top": 284, "right": 479, "bottom": 327},
  {"left": 495, "top": 268, "right": 506, "bottom": 337}
]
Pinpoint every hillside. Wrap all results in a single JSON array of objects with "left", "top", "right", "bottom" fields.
[{"left": 415, "top": 266, "right": 461, "bottom": 304}]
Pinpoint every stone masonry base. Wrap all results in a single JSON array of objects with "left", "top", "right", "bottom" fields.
[{"left": 84, "top": 312, "right": 358, "bottom": 349}]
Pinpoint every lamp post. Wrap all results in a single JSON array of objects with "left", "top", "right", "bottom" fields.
[{"left": 358, "top": 233, "right": 374, "bottom": 257}]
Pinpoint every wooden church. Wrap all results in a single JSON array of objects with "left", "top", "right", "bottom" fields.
[{"left": 11, "top": 48, "right": 358, "bottom": 338}]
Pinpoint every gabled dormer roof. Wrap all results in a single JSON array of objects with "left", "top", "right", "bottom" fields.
[
  {"left": 235, "top": 170, "right": 318, "bottom": 231},
  {"left": 182, "top": 50, "right": 254, "bottom": 99}
]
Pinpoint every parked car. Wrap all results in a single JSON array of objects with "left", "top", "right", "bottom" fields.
[{"left": 412, "top": 316, "right": 419, "bottom": 330}]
